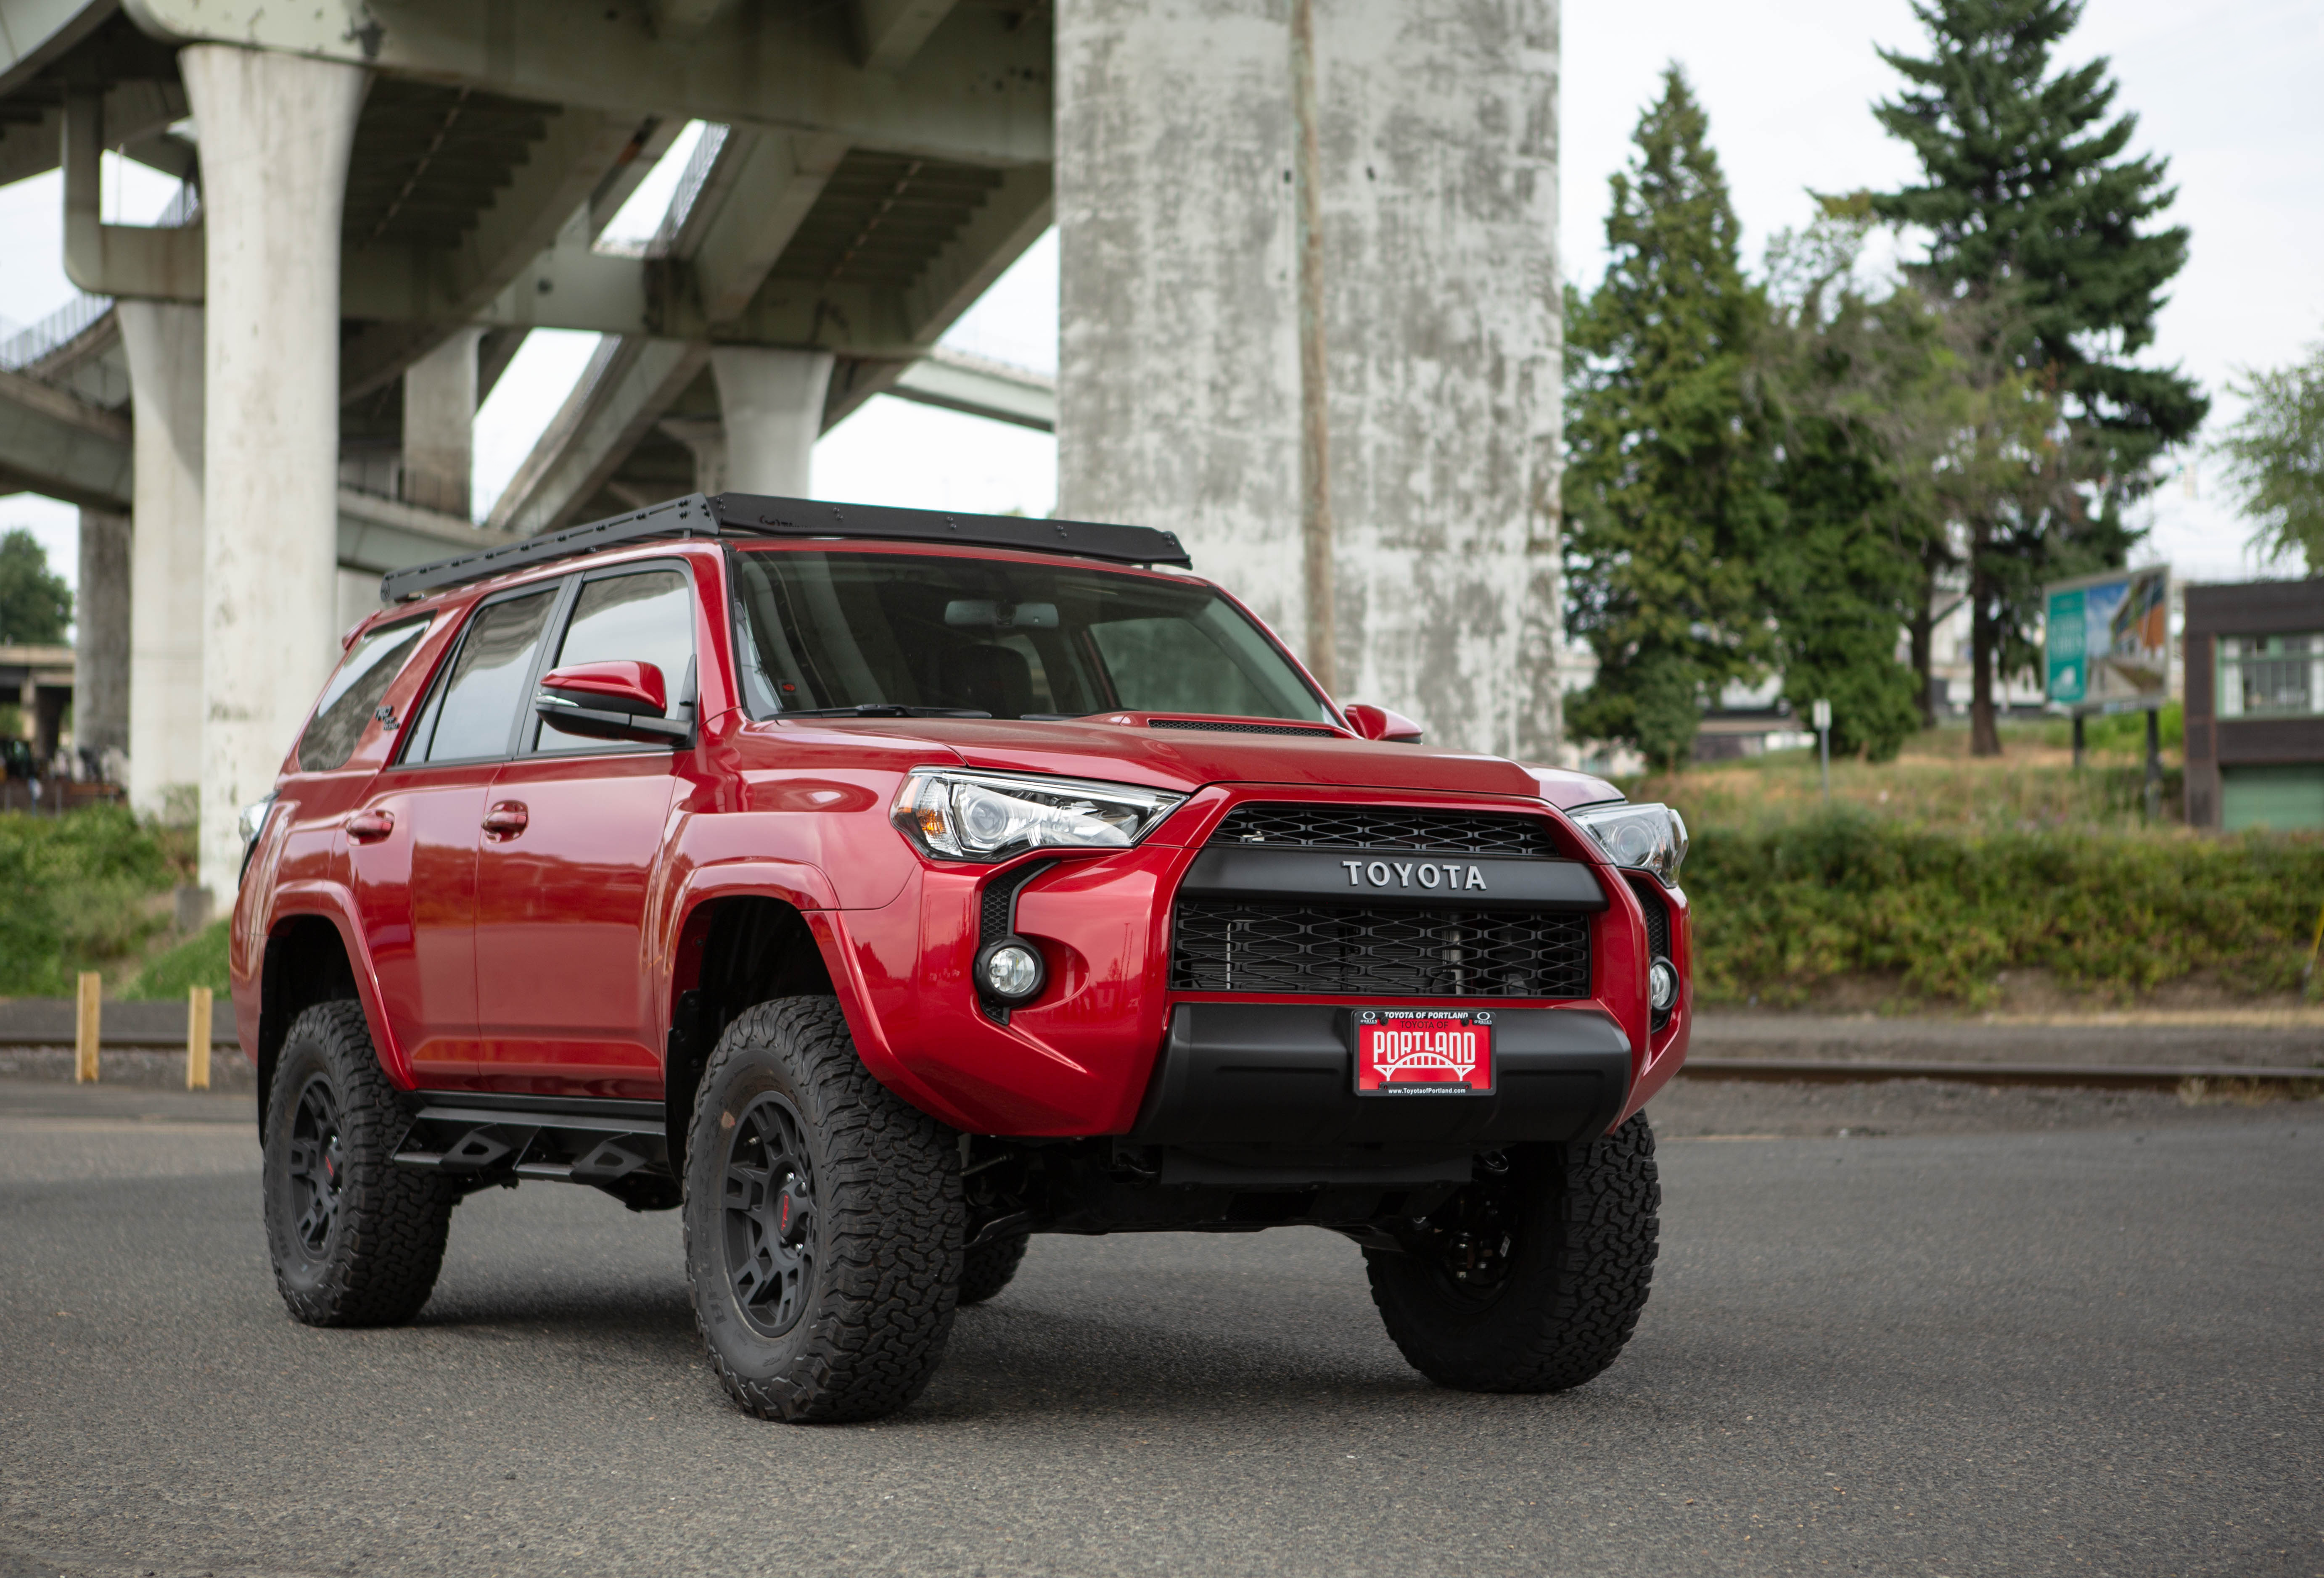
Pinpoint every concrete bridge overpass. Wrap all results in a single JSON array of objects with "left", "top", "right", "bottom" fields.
[{"left": 0, "top": 0, "right": 1566, "bottom": 898}]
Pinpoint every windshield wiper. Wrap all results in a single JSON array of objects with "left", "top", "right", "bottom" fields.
[{"left": 777, "top": 704, "right": 994, "bottom": 719}]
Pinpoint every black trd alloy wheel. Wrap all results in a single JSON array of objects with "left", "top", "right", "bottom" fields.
[
  {"left": 722, "top": 1092, "right": 819, "bottom": 1337},
  {"left": 262, "top": 1001, "right": 457, "bottom": 1326},
  {"left": 684, "top": 997, "right": 965, "bottom": 1423},
  {"left": 283, "top": 1075, "right": 347, "bottom": 1258},
  {"left": 1364, "top": 1112, "right": 1660, "bottom": 1393}
]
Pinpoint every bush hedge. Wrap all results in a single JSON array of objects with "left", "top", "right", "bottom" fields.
[
  {"left": 1687, "top": 813, "right": 2324, "bottom": 1006},
  {"left": 0, "top": 807, "right": 185, "bottom": 995}
]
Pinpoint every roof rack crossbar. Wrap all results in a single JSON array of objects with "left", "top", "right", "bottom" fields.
[{"left": 379, "top": 493, "right": 1193, "bottom": 602}]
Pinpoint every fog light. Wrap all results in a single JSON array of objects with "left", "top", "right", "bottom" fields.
[
  {"left": 977, "top": 939, "right": 1045, "bottom": 1004},
  {"left": 1649, "top": 957, "right": 1679, "bottom": 1014}
]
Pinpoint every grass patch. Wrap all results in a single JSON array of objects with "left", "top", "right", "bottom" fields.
[
  {"left": 0, "top": 807, "right": 193, "bottom": 995},
  {"left": 122, "top": 919, "right": 230, "bottom": 1000}
]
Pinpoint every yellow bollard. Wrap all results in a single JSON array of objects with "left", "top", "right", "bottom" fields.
[
  {"left": 74, "top": 971, "right": 100, "bottom": 1083},
  {"left": 186, "top": 986, "right": 213, "bottom": 1091}
]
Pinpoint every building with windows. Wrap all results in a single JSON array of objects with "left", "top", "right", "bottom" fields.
[{"left": 2184, "top": 580, "right": 2324, "bottom": 830}]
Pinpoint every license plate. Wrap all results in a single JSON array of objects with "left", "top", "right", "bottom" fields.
[{"left": 1352, "top": 1009, "right": 1495, "bottom": 1096}]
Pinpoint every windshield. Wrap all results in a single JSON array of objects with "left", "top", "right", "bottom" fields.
[{"left": 728, "top": 549, "right": 1329, "bottom": 723}]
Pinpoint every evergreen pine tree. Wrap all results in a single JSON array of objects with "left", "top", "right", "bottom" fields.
[
  {"left": 1564, "top": 66, "right": 1778, "bottom": 771},
  {"left": 1869, "top": 0, "right": 2204, "bottom": 752}
]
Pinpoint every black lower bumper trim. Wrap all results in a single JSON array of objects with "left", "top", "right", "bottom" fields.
[{"left": 1131, "top": 1003, "right": 1631, "bottom": 1149}]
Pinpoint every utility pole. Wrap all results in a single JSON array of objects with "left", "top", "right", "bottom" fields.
[
  {"left": 2144, "top": 707, "right": 2163, "bottom": 822},
  {"left": 1813, "top": 698, "right": 1832, "bottom": 805},
  {"left": 1290, "top": 0, "right": 1337, "bottom": 696},
  {"left": 2071, "top": 713, "right": 2085, "bottom": 770}
]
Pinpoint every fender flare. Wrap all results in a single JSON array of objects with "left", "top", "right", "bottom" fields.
[{"left": 254, "top": 882, "right": 417, "bottom": 1092}]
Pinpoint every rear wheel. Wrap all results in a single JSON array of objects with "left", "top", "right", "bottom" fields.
[
  {"left": 684, "top": 997, "right": 965, "bottom": 1422},
  {"left": 1364, "top": 1112, "right": 1659, "bottom": 1392},
  {"left": 262, "top": 1001, "right": 456, "bottom": 1326},
  {"left": 957, "top": 1233, "right": 1030, "bottom": 1306}
]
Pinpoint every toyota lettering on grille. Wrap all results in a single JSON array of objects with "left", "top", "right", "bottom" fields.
[{"left": 1339, "top": 859, "right": 1488, "bottom": 892}]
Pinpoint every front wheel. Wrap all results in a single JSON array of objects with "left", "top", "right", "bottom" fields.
[
  {"left": 683, "top": 997, "right": 966, "bottom": 1422},
  {"left": 1364, "top": 1112, "right": 1660, "bottom": 1392}
]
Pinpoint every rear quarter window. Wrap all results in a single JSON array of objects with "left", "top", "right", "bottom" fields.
[{"left": 296, "top": 616, "right": 435, "bottom": 772}]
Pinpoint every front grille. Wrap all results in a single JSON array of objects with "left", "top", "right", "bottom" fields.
[
  {"left": 1150, "top": 718, "right": 1338, "bottom": 737},
  {"left": 1171, "top": 901, "right": 1591, "bottom": 999},
  {"left": 1210, "top": 802, "right": 1557, "bottom": 856}
]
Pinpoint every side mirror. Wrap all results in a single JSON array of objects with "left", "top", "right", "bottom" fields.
[
  {"left": 536, "top": 661, "right": 689, "bottom": 745},
  {"left": 1342, "top": 702, "right": 1424, "bottom": 744}
]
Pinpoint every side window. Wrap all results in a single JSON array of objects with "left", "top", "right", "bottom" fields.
[
  {"left": 297, "top": 616, "right": 433, "bottom": 771},
  {"left": 407, "top": 589, "right": 561, "bottom": 764},
  {"left": 531, "top": 568, "right": 695, "bottom": 753}
]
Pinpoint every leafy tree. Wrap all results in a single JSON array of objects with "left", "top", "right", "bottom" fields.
[
  {"left": 1756, "top": 222, "right": 1934, "bottom": 761},
  {"left": 2215, "top": 340, "right": 2324, "bottom": 574},
  {"left": 0, "top": 528, "right": 72, "bottom": 645},
  {"left": 1867, "top": 0, "right": 2205, "bottom": 753},
  {"left": 1564, "top": 66, "right": 1779, "bottom": 770}
]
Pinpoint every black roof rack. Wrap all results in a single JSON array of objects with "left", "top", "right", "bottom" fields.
[{"left": 379, "top": 492, "right": 1194, "bottom": 603}]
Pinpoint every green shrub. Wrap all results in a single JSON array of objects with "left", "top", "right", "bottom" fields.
[
  {"left": 0, "top": 807, "right": 183, "bottom": 994},
  {"left": 122, "top": 919, "right": 231, "bottom": 1000},
  {"left": 2040, "top": 700, "right": 2184, "bottom": 755},
  {"left": 1687, "top": 812, "right": 2324, "bottom": 1006}
]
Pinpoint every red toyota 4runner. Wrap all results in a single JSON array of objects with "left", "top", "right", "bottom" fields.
[{"left": 232, "top": 493, "right": 1690, "bottom": 1422}]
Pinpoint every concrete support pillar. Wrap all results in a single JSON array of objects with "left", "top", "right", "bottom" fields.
[
  {"left": 658, "top": 418, "right": 729, "bottom": 496},
  {"left": 73, "top": 508, "right": 131, "bottom": 772},
  {"left": 181, "top": 45, "right": 368, "bottom": 897},
  {"left": 709, "top": 348, "right": 834, "bottom": 496},
  {"left": 117, "top": 300, "right": 206, "bottom": 820},
  {"left": 1056, "top": 0, "right": 1563, "bottom": 758},
  {"left": 402, "top": 327, "right": 483, "bottom": 517}
]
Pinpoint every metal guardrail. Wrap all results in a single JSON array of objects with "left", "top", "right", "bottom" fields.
[
  {"left": 0, "top": 293, "right": 112, "bottom": 372},
  {"left": 0, "top": 181, "right": 198, "bottom": 374}
]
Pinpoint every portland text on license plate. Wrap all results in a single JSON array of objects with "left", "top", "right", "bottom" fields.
[{"left": 1352, "top": 1009, "right": 1495, "bottom": 1096}]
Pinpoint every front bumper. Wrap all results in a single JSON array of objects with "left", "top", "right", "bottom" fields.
[
  {"left": 819, "top": 785, "right": 1689, "bottom": 1142},
  {"left": 1132, "top": 1003, "right": 1631, "bottom": 1148}
]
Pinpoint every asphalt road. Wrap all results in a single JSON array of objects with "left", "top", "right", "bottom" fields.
[{"left": 3, "top": 1079, "right": 2319, "bottom": 1578}]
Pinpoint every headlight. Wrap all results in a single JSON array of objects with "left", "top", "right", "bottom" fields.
[
  {"left": 238, "top": 794, "right": 276, "bottom": 851},
  {"left": 891, "top": 769, "right": 1184, "bottom": 862},
  {"left": 1570, "top": 801, "right": 1687, "bottom": 886},
  {"left": 237, "top": 793, "right": 277, "bottom": 884}
]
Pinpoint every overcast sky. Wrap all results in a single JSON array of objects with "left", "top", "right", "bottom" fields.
[{"left": 6, "top": 0, "right": 2318, "bottom": 604}]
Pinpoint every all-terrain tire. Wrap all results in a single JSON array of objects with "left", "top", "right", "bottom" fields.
[
  {"left": 1365, "top": 1112, "right": 1659, "bottom": 1393},
  {"left": 957, "top": 1233, "right": 1029, "bottom": 1306},
  {"left": 262, "top": 1000, "right": 457, "bottom": 1326},
  {"left": 684, "top": 997, "right": 965, "bottom": 1422}
]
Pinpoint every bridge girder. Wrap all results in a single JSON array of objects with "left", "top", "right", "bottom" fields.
[{"left": 114, "top": 0, "right": 1051, "bottom": 167}]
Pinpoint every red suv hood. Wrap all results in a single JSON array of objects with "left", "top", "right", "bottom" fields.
[{"left": 751, "top": 715, "right": 1620, "bottom": 810}]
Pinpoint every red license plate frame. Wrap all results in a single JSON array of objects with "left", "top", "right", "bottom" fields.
[{"left": 1351, "top": 1009, "right": 1496, "bottom": 1097}]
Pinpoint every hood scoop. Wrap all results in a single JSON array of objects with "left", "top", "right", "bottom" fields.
[{"left": 1147, "top": 717, "right": 1339, "bottom": 739}]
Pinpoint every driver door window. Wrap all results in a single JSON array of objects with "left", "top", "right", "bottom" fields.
[{"left": 528, "top": 568, "right": 695, "bottom": 754}]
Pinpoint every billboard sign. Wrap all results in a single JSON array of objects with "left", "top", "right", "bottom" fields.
[{"left": 2045, "top": 566, "right": 2170, "bottom": 714}]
